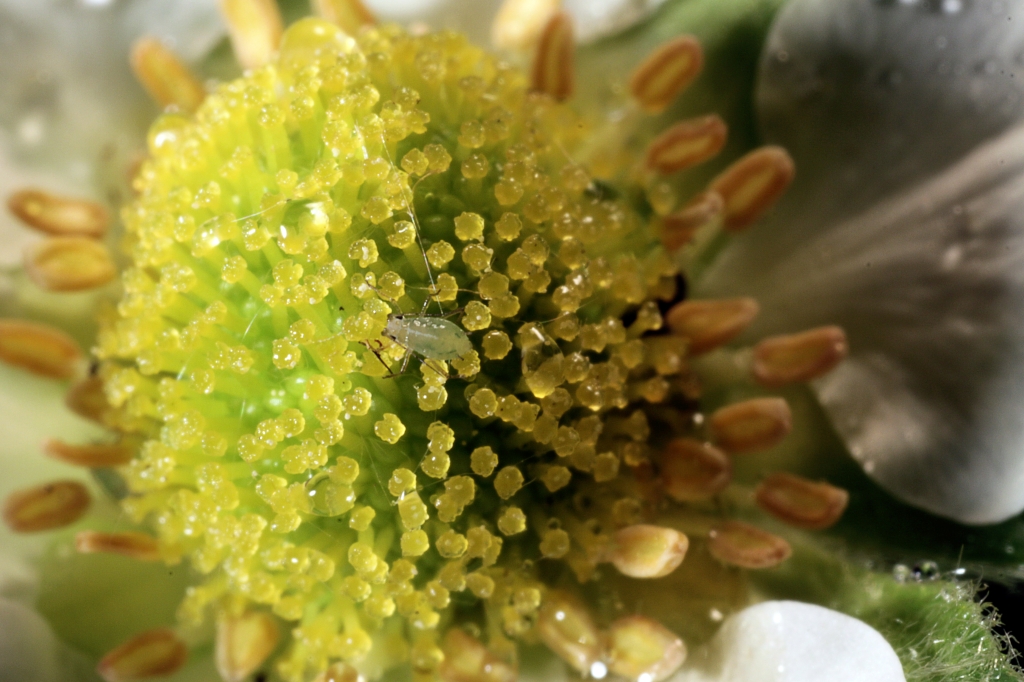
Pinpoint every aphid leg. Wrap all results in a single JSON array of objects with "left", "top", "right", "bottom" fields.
[{"left": 361, "top": 339, "right": 401, "bottom": 378}]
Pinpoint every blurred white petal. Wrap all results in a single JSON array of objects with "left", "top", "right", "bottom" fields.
[
  {"left": 561, "top": 0, "right": 669, "bottom": 43},
  {"left": 678, "top": 601, "right": 905, "bottom": 682},
  {"left": 0, "top": 599, "right": 97, "bottom": 682},
  {"left": 697, "top": 0, "right": 1024, "bottom": 523}
]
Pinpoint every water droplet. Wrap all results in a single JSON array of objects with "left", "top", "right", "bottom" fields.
[
  {"left": 913, "top": 560, "right": 939, "bottom": 580},
  {"left": 893, "top": 564, "right": 911, "bottom": 582}
]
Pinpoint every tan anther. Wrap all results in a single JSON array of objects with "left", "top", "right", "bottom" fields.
[
  {"left": 220, "top": 0, "right": 284, "bottom": 70},
  {"left": 755, "top": 472, "right": 849, "bottom": 530},
  {"left": 439, "top": 629, "right": 517, "bottom": 682},
  {"left": 44, "top": 439, "right": 134, "bottom": 467},
  {"left": 661, "top": 192, "right": 723, "bottom": 253},
  {"left": 708, "top": 521, "right": 792, "bottom": 569},
  {"left": 492, "top": 0, "right": 559, "bottom": 51},
  {"left": 660, "top": 438, "right": 731, "bottom": 502},
  {"left": 645, "top": 115, "right": 727, "bottom": 175},
  {"left": 531, "top": 12, "right": 574, "bottom": 101},
  {"left": 665, "top": 298, "right": 759, "bottom": 355},
  {"left": 605, "top": 616, "right": 686, "bottom": 682},
  {"left": 537, "top": 591, "right": 602, "bottom": 673},
  {"left": 608, "top": 524, "right": 688, "bottom": 578},
  {"left": 312, "top": 0, "right": 375, "bottom": 33},
  {"left": 129, "top": 37, "right": 206, "bottom": 112},
  {"left": 629, "top": 35, "right": 703, "bottom": 113},
  {"left": 3, "top": 480, "right": 90, "bottom": 533},
  {"left": 75, "top": 531, "right": 161, "bottom": 561},
  {"left": 708, "top": 146, "right": 795, "bottom": 232},
  {"left": 24, "top": 237, "right": 117, "bottom": 292},
  {"left": 0, "top": 319, "right": 83, "bottom": 379},
  {"left": 216, "top": 611, "right": 280, "bottom": 682},
  {"left": 65, "top": 375, "right": 109, "bottom": 423},
  {"left": 97, "top": 628, "right": 188, "bottom": 682},
  {"left": 7, "top": 189, "right": 109, "bottom": 238},
  {"left": 752, "top": 326, "right": 849, "bottom": 387},
  {"left": 709, "top": 397, "right": 792, "bottom": 454}
]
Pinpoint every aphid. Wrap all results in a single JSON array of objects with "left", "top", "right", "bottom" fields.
[{"left": 364, "top": 296, "right": 473, "bottom": 378}]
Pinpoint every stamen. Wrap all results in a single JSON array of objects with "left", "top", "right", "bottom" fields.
[
  {"left": 97, "top": 629, "right": 188, "bottom": 682},
  {"left": 439, "top": 629, "right": 517, "bottom": 682},
  {"left": 75, "top": 531, "right": 161, "bottom": 561},
  {"left": 661, "top": 192, "right": 723, "bottom": 253},
  {"left": 23, "top": 237, "right": 117, "bottom": 292},
  {"left": 129, "top": 37, "right": 207, "bottom": 112},
  {"left": 645, "top": 115, "right": 727, "bottom": 175},
  {"left": 216, "top": 611, "right": 281, "bottom": 682},
  {"left": 660, "top": 438, "right": 731, "bottom": 502},
  {"left": 709, "top": 397, "right": 792, "bottom": 454},
  {"left": 708, "top": 146, "right": 794, "bottom": 232},
  {"left": 2, "top": 480, "right": 90, "bottom": 533},
  {"left": 220, "top": 0, "right": 284, "bottom": 70},
  {"left": 537, "top": 591, "right": 602, "bottom": 673},
  {"left": 752, "top": 326, "right": 848, "bottom": 387},
  {"left": 44, "top": 439, "right": 134, "bottom": 467},
  {"left": 64, "top": 376, "right": 109, "bottom": 423},
  {"left": 755, "top": 473, "right": 849, "bottom": 530},
  {"left": 605, "top": 616, "right": 686, "bottom": 682},
  {"left": 607, "top": 524, "right": 688, "bottom": 578},
  {"left": 629, "top": 36, "right": 703, "bottom": 113},
  {"left": 311, "top": 0, "right": 375, "bottom": 34},
  {"left": 7, "top": 189, "right": 109, "bottom": 238},
  {"left": 665, "top": 298, "right": 759, "bottom": 355},
  {"left": 0, "top": 319, "right": 83, "bottom": 379},
  {"left": 707, "top": 521, "right": 791, "bottom": 569},
  {"left": 492, "top": 0, "right": 559, "bottom": 52},
  {"left": 531, "top": 12, "right": 574, "bottom": 101}
]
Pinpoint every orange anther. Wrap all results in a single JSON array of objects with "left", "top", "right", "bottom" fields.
[
  {"left": 645, "top": 115, "right": 727, "bottom": 175},
  {"left": 665, "top": 297, "right": 759, "bottom": 355},
  {"left": 216, "top": 611, "right": 281, "bottom": 682},
  {"left": 75, "top": 531, "right": 161, "bottom": 561},
  {"left": 605, "top": 615, "right": 687, "bottom": 682},
  {"left": 537, "top": 591, "right": 602, "bottom": 673},
  {"left": 24, "top": 237, "right": 117, "bottom": 292},
  {"left": 708, "top": 521, "right": 792, "bottom": 569},
  {"left": 709, "top": 146, "right": 795, "bottom": 232},
  {"left": 311, "top": 0, "right": 376, "bottom": 34},
  {"left": 439, "top": 629, "right": 518, "bottom": 682},
  {"left": 3, "top": 480, "right": 91, "bottom": 533},
  {"left": 660, "top": 438, "right": 731, "bottom": 502},
  {"left": 97, "top": 629, "right": 188, "bottom": 682},
  {"left": 755, "top": 473, "right": 849, "bottom": 530},
  {"left": 492, "top": 0, "right": 559, "bottom": 51},
  {"left": 7, "top": 189, "right": 109, "bottom": 238},
  {"left": 629, "top": 36, "right": 703, "bottom": 113},
  {"left": 752, "top": 326, "right": 848, "bottom": 387},
  {"left": 220, "top": 0, "right": 284, "bottom": 70},
  {"left": 531, "top": 12, "right": 574, "bottom": 101},
  {"left": 608, "top": 524, "right": 688, "bottom": 578},
  {"left": 661, "top": 192, "right": 723, "bottom": 252},
  {"left": 709, "top": 397, "right": 792, "bottom": 454},
  {"left": 65, "top": 375, "right": 109, "bottom": 423},
  {"left": 0, "top": 319, "right": 82, "bottom": 379},
  {"left": 130, "top": 37, "right": 206, "bottom": 112},
  {"left": 43, "top": 439, "right": 134, "bottom": 467}
]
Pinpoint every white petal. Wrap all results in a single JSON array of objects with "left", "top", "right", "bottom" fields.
[
  {"left": 0, "top": 598, "right": 95, "bottom": 682},
  {"left": 697, "top": 0, "right": 1024, "bottom": 524},
  {"left": 364, "top": 0, "right": 504, "bottom": 44},
  {"left": 704, "top": 123, "right": 1024, "bottom": 524},
  {"left": 677, "top": 601, "right": 905, "bottom": 682},
  {"left": 754, "top": 0, "right": 1024, "bottom": 238},
  {"left": 561, "top": 0, "right": 669, "bottom": 44}
]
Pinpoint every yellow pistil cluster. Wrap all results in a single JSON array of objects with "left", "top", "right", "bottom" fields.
[
  {"left": 92, "top": 18, "right": 694, "bottom": 680},
  {"left": 0, "top": 5, "right": 861, "bottom": 681}
]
